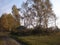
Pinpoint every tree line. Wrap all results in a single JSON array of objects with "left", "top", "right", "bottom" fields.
[{"left": 0, "top": 0, "right": 57, "bottom": 32}]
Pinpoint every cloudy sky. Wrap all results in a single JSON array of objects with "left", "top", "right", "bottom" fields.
[{"left": 0, "top": 0, "right": 60, "bottom": 28}]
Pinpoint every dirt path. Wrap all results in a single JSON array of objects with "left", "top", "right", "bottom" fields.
[{"left": 0, "top": 36, "right": 22, "bottom": 45}]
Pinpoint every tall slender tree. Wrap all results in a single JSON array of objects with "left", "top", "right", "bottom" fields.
[{"left": 12, "top": 5, "right": 20, "bottom": 25}]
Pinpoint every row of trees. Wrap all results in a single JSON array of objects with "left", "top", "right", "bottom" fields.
[
  {"left": 0, "top": 0, "right": 56, "bottom": 31},
  {"left": 20, "top": 0, "right": 56, "bottom": 28}
]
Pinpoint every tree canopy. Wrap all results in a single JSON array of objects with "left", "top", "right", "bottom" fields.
[{"left": 0, "top": 0, "right": 56, "bottom": 31}]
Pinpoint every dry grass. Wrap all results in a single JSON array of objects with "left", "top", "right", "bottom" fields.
[{"left": 17, "top": 32, "right": 60, "bottom": 45}]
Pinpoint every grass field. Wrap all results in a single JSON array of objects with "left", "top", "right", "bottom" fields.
[
  {"left": 1, "top": 32, "right": 60, "bottom": 45},
  {"left": 17, "top": 32, "right": 60, "bottom": 45}
]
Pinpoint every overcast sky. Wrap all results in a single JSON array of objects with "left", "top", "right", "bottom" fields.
[
  {"left": 0, "top": 0, "right": 60, "bottom": 28},
  {"left": 50, "top": 0, "right": 60, "bottom": 28}
]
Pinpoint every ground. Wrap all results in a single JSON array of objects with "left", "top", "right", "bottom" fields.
[
  {"left": 0, "top": 32, "right": 21, "bottom": 45},
  {"left": 0, "top": 36, "right": 21, "bottom": 45},
  {"left": 16, "top": 32, "right": 60, "bottom": 45},
  {"left": 0, "top": 32, "right": 60, "bottom": 45}
]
